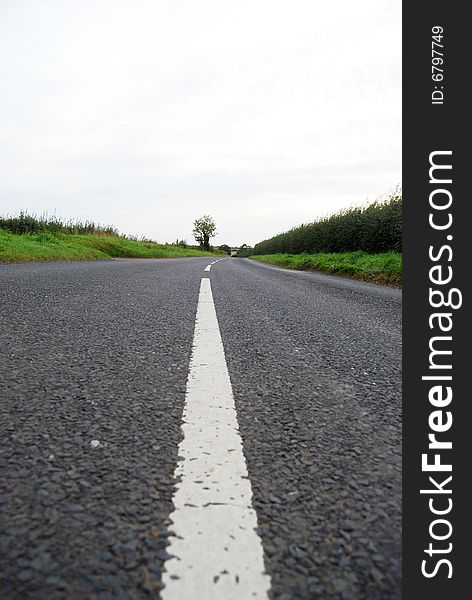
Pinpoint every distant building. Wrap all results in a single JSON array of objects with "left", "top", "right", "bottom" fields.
[{"left": 230, "top": 247, "right": 240, "bottom": 256}]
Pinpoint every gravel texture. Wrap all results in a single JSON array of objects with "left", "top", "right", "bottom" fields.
[
  {"left": 211, "top": 259, "right": 402, "bottom": 600},
  {"left": 0, "top": 259, "right": 207, "bottom": 598},
  {"left": 1, "top": 257, "right": 401, "bottom": 599}
]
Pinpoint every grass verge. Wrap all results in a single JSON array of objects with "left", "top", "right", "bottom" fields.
[
  {"left": 0, "top": 231, "right": 220, "bottom": 263},
  {"left": 250, "top": 251, "right": 402, "bottom": 285}
]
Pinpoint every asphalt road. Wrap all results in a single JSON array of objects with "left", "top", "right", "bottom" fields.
[{"left": 0, "top": 257, "right": 401, "bottom": 599}]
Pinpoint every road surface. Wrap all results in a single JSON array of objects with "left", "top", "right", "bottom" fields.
[{"left": 0, "top": 257, "right": 401, "bottom": 599}]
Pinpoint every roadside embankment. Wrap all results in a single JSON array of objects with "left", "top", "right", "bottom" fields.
[
  {"left": 0, "top": 231, "right": 218, "bottom": 263},
  {"left": 250, "top": 251, "right": 402, "bottom": 285}
]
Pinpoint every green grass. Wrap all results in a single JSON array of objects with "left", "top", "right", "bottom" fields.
[
  {"left": 250, "top": 251, "right": 402, "bottom": 285},
  {"left": 0, "top": 231, "right": 220, "bottom": 263}
]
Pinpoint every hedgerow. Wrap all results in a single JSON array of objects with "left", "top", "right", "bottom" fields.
[{"left": 252, "top": 194, "right": 402, "bottom": 255}]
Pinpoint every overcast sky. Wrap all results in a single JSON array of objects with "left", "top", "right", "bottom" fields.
[{"left": 0, "top": 0, "right": 400, "bottom": 246}]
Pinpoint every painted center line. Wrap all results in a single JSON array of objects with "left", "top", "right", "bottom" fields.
[
  {"left": 204, "top": 264, "right": 212, "bottom": 272},
  {"left": 162, "top": 277, "right": 270, "bottom": 600}
]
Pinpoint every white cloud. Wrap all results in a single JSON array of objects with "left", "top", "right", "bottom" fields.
[{"left": 0, "top": 0, "right": 400, "bottom": 246}]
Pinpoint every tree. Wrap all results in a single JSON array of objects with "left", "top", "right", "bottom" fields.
[
  {"left": 236, "top": 244, "right": 253, "bottom": 257},
  {"left": 218, "top": 244, "right": 231, "bottom": 255},
  {"left": 193, "top": 215, "right": 217, "bottom": 251}
]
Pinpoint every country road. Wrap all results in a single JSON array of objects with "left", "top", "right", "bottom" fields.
[{"left": 0, "top": 257, "right": 401, "bottom": 599}]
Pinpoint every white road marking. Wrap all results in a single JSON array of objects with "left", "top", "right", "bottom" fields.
[
  {"left": 204, "top": 264, "right": 212, "bottom": 271},
  {"left": 162, "top": 277, "right": 270, "bottom": 600}
]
